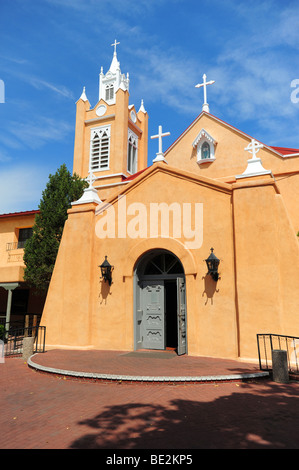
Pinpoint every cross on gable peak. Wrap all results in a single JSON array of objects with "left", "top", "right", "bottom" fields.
[{"left": 195, "top": 73, "right": 215, "bottom": 113}]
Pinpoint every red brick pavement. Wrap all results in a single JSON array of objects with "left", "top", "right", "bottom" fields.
[{"left": 1, "top": 356, "right": 299, "bottom": 450}]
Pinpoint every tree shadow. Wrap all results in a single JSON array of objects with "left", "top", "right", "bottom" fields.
[{"left": 69, "top": 381, "right": 299, "bottom": 449}]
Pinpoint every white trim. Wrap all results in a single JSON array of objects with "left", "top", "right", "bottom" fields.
[
  {"left": 127, "top": 128, "right": 138, "bottom": 174},
  {"left": 236, "top": 158, "right": 272, "bottom": 179},
  {"left": 96, "top": 104, "right": 107, "bottom": 117},
  {"left": 197, "top": 157, "right": 216, "bottom": 165},
  {"left": 72, "top": 187, "right": 102, "bottom": 206},
  {"left": 192, "top": 128, "right": 216, "bottom": 148},
  {"left": 283, "top": 153, "right": 299, "bottom": 158},
  {"left": 192, "top": 128, "right": 216, "bottom": 165},
  {"left": 94, "top": 172, "right": 127, "bottom": 181},
  {"left": 94, "top": 181, "right": 129, "bottom": 189},
  {"left": 85, "top": 115, "right": 115, "bottom": 124}
]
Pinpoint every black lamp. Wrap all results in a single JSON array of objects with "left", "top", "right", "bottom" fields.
[
  {"left": 205, "top": 248, "right": 220, "bottom": 281},
  {"left": 99, "top": 256, "right": 114, "bottom": 286}
]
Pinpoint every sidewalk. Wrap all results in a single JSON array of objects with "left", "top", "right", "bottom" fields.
[{"left": 1, "top": 354, "right": 299, "bottom": 450}]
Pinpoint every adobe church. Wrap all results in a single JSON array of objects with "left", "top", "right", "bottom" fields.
[{"left": 40, "top": 43, "right": 299, "bottom": 361}]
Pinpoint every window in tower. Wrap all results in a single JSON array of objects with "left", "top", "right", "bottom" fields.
[
  {"left": 127, "top": 130, "right": 138, "bottom": 174},
  {"left": 90, "top": 126, "right": 111, "bottom": 171},
  {"left": 105, "top": 84, "right": 114, "bottom": 101}
]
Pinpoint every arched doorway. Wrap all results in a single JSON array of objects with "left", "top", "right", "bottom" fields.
[{"left": 134, "top": 250, "right": 187, "bottom": 355}]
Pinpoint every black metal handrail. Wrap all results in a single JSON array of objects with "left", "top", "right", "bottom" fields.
[
  {"left": 257, "top": 334, "right": 299, "bottom": 374},
  {"left": 0, "top": 314, "right": 42, "bottom": 330},
  {"left": 6, "top": 241, "right": 26, "bottom": 251},
  {"left": 0, "top": 326, "right": 46, "bottom": 357}
]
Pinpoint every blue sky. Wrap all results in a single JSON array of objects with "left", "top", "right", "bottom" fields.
[{"left": 0, "top": 0, "right": 299, "bottom": 213}]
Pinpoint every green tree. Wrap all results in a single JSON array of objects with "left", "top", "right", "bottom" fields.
[{"left": 23, "top": 164, "right": 88, "bottom": 293}]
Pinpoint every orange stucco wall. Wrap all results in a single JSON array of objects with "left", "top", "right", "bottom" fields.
[
  {"left": 165, "top": 112, "right": 299, "bottom": 231},
  {"left": 0, "top": 213, "right": 36, "bottom": 283},
  {"left": 40, "top": 160, "right": 299, "bottom": 361},
  {"left": 73, "top": 89, "right": 148, "bottom": 202},
  {"left": 40, "top": 77, "right": 299, "bottom": 362}
]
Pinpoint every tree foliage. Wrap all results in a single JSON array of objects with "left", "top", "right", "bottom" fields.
[{"left": 23, "top": 164, "right": 88, "bottom": 293}]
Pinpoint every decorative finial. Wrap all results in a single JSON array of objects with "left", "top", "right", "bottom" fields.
[
  {"left": 195, "top": 74, "right": 215, "bottom": 113},
  {"left": 79, "top": 86, "right": 88, "bottom": 102},
  {"left": 151, "top": 125, "right": 170, "bottom": 164},
  {"left": 139, "top": 99, "right": 146, "bottom": 113}
]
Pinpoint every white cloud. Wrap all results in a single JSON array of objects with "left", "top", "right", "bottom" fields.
[
  {"left": 27, "top": 77, "right": 74, "bottom": 100},
  {"left": 8, "top": 117, "right": 73, "bottom": 149}
]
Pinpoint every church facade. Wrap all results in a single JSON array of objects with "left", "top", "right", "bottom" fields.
[{"left": 40, "top": 45, "right": 299, "bottom": 361}]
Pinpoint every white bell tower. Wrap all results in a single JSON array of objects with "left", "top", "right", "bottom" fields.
[{"left": 99, "top": 39, "right": 129, "bottom": 105}]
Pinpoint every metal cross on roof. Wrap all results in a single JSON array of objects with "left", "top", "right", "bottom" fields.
[
  {"left": 195, "top": 74, "right": 215, "bottom": 113},
  {"left": 151, "top": 125, "right": 170, "bottom": 162},
  {"left": 111, "top": 39, "right": 120, "bottom": 54}
]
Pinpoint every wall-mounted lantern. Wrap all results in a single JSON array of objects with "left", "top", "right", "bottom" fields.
[
  {"left": 205, "top": 248, "right": 220, "bottom": 281},
  {"left": 99, "top": 256, "right": 114, "bottom": 286}
]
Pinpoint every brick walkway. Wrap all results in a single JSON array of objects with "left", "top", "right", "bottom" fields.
[{"left": 1, "top": 354, "right": 299, "bottom": 450}]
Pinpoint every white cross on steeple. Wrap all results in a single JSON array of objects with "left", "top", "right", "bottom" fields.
[
  {"left": 195, "top": 74, "right": 215, "bottom": 113},
  {"left": 151, "top": 125, "right": 170, "bottom": 163},
  {"left": 111, "top": 39, "right": 120, "bottom": 55},
  {"left": 245, "top": 139, "right": 264, "bottom": 159}
]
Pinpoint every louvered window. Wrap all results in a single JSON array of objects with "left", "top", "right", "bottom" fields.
[
  {"left": 90, "top": 126, "right": 110, "bottom": 171},
  {"left": 105, "top": 84, "right": 114, "bottom": 101}
]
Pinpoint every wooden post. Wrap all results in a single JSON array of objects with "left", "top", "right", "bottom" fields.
[
  {"left": 32, "top": 315, "right": 37, "bottom": 338},
  {"left": 25, "top": 315, "right": 29, "bottom": 337}
]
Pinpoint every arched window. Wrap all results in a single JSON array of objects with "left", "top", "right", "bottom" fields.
[
  {"left": 201, "top": 142, "right": 210, "bottom": 160},
  {"left": 192, "top": 129, "right": 216, "bottom": 165},
  {"left": 127, "top": 130, "right": 138, "bottom": 174},
  {"left": 143, "top": 252, "right": 184, "bottom": 276}
]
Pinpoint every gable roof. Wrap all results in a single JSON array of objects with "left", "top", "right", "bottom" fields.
[
  {"left": 0, "top": 209, "right": 39, "bottom": 219},
  {"left": 269, "top": 146, "right": 299, "bottom": 157},
  {"left": 95, "top": 162, "right": 232, "bottom": 216},
  {"left": 164, "top": 111, "right": 298, "bottom": 159}
]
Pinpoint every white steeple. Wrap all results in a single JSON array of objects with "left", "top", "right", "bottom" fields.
[
  {"left": 109, "top": 39, "right": 120, "bottom": 73},
  {"left": 99, "top": 40, "right": 129, "bottom": 103}
]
